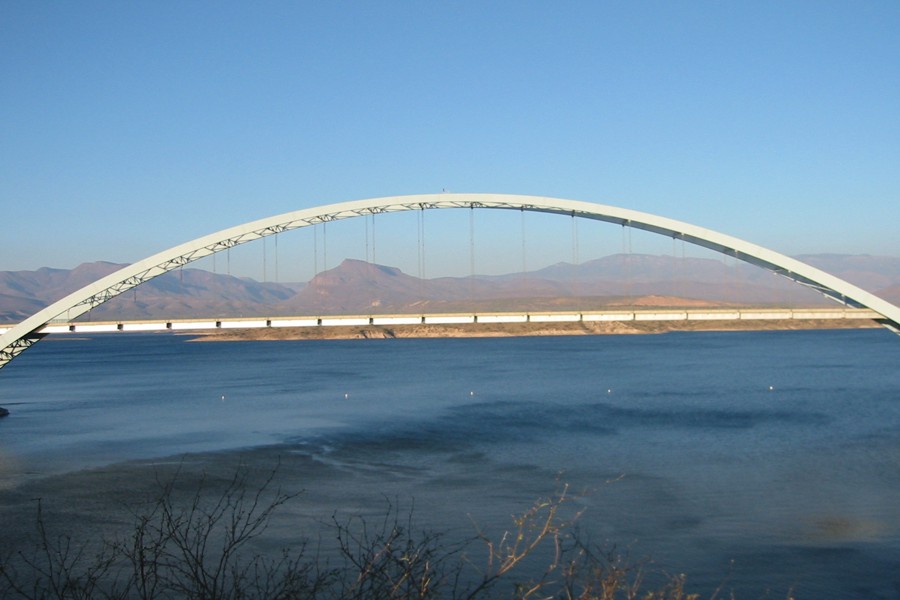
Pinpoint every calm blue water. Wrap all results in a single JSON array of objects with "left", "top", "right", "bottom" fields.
[{"left": 1, "top": 329, "right": 898, "bottom": 598}]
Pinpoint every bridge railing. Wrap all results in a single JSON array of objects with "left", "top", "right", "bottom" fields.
[{"left": 0, "top": 307, "right": 881, "bottom": 336}]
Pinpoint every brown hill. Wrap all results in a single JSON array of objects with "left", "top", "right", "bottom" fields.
[
  {"left": 0, "top": 262, "right": 297, "bottom": 321},
  {"left": 1, "top": 254, "right": 898, "bottom": 323}
]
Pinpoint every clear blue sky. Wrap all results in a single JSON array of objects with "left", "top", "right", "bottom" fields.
[{"left": 2, "top": 1, "right": 898, "bottom": 280}]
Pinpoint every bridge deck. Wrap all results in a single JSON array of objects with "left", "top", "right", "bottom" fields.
[{"left": 0, "top": 308, "right": 881, "bottom": 335}]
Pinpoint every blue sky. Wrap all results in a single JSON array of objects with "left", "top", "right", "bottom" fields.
[{"left": 2, "top": 1, "right": 898, "bottom": 280}]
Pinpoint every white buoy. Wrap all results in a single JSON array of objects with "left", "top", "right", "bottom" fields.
[
  {"left": 344, "top": 393, "right": 349, "bottom": 399},
  {"left": 469, "top": 391, "right": 475, "bottom": 396},
  {"left": 221, "top": 395, "right": 225, "bottom": 401}
]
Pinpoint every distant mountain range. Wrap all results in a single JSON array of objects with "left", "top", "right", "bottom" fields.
[{"left": 1, "top": 254, "right": 898, "bottom": 323}]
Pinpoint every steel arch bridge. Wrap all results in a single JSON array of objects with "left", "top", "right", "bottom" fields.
[{"left": 2, "top": 193, "right": 899, "bottom": 370}]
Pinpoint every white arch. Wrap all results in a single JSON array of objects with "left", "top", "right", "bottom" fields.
[{"left": 2, "top": 193, "right": 898, "bottom": 369}]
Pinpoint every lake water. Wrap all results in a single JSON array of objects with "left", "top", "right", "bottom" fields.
[{"left": 0, "top": 329, "right": 898, "bottom": 598}]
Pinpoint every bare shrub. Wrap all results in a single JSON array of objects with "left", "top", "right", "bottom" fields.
[
  {"left": 0, "top": 499, "right": 118, "bottom": 600},
  {"left": 329, "top": 498, "right": 462, "bottom": 600},
  {"left": 1, "top": 469, "right": 712, "bottom": 600},
  {"left": 111, "top": 465, "right": 325, "bottom": 600}
]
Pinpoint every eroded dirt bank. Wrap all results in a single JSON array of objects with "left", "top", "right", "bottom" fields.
[{"left": 191, "top": 318, "right": 878, "bottom": 342}]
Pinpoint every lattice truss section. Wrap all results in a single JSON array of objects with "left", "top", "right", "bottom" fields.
[
  {"left": 64, "top": 204, "right": 417, "bottom": 314},
  {"left": 0, "top": 335, "right": 45, "bottom": 370}
]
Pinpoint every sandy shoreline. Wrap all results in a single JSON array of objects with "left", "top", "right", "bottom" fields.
[{"left": 190, "top": 317, "right": 878, "bottom": 342}]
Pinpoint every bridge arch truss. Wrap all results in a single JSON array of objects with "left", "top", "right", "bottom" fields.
[{"left": 2, "top": 193, "right": 899, "bottom": 369}]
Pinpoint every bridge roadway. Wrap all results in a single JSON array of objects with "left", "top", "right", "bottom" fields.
[{"left": 0, "top": 308, "right": 880, "bottom": 336}]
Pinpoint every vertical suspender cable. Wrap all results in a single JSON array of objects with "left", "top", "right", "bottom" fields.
[
  {"left": 722, "top": 250, "right": 731, "bottom": 304},
  {"left": 416, "top": 209, "right": 421, "bottom": 279},
  {"left": 364, "top": 214, "right": 368, "bottom": 263},
  {"left": 469, "top": 205, "right": 475, "bottom": 301},
  {"left": 417, "top": 206, "right": 426, "bottom": 280},
  {"left": 275, "top": 234, "right": 279, "bottom": 283},
  {"left": 672, "top": 236, "right": 678, "bottom": 302},
  {"left": 469, "top": 206, "right": 475, "bottom": 277},
  {"left": 571, "top": 213, "right": 579, "bottom": 304},
  {"left": 622, "top": 224, "right": 632, "bottom": 306},
  {"left": 323, "top": 221, "right": 328, "bottom": 272},
  {"left": 263, "top": 236, "right": 267, "bottom": 283},
  {"left": 421, "top": 207, "right": 426, "bottom": 279},
  {"left": 313, "top": 224, "right": 318, "bottom": 275},
  {"left": 722, "top": 250, "right": 728, "bottom": 304},
  {"left": 416, "top": 207, "right": 425, "bottom": 302},
  {"left": 788, "top": 268, "right": 795, "bottom": 307},
  {"left": 521, "top": 208, "right": 527, "bottom": 277},
  {"left": 571, "top": 214, "right": 579, "bottom": 265}
]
